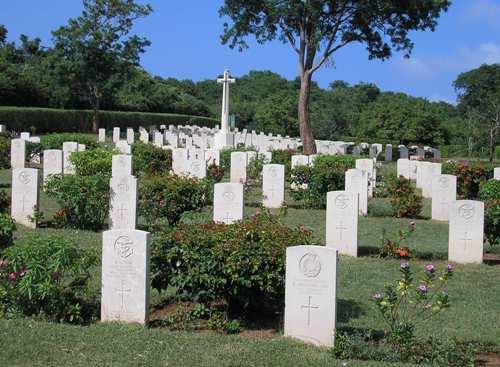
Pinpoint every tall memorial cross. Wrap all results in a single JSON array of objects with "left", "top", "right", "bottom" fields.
[{"left": 217, "top": 69, "right": 235, "bottom": 133}]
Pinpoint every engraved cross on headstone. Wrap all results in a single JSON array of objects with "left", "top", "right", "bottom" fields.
[
  {"left": 301, "top": 295, "right": 319, "bottom": 327},
  {"left": 21, "top": 195, "right": 28, "bottom": 212},
  {"left": 117, "top": 205, "right": 128, "bottom": 220},
  {"left": 268, "top": 185, "right": 276, "bottom": 198},
  {"left": 336, "top": 221, "right": 348, "bottom": 241},
  {"left": 223, "top": 212, "right": 233, "bottom": 224},
  {"left": 115, "top": 280, "right": 131, "bottom": 312},
  {"left": 460, "top": 231, "right": 473, "bottom": 251}
]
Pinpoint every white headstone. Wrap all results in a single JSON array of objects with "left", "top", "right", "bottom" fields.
[
  {"left": 399, "top": 146, "right": 409, "bottom": 159},
  {"left": 63, "top": 142, "right": 78, "bottom": 175},
  {"left": 101, "top": 229, "right": 150, "bottom": 324},
  {"left": 291, "top": 155, "right": 309, "bottom": 169},
  {"left": 449, "top": 200, "right": 484, "bottom": 264},
  {"left": 284, "top": 245, "right": 337, "bottom": 347},
  {"left": 262, "top": 164, "right": 285, "bottom": 208},
  {"left": 98, "top": 128, "right": 106, "bottom": 143},
  {"left": 187, "top": 158, "right": 207, "bottom": 179},
  {"left": 126, "top": 128, "right": 134, "bottom": 145},
  {"left": 213, "top": 183, "right": 244, "bottom": 224},
  {"left": 230, "top": 151, "right": 247, "bottom": 184},
  {"left": 11, "top": 168, "right": 39, "bottom": 228},
  {"left": 112, "top": 155, "right": 133, "bottom": 178},
  {"left": 43, "top": 149, "right": 63, "bottom": 184},
  {"left": 10, "top": 138, "right": 26, "bottom": 169},
  {"left": 494, "top": 167, "right": 500, "bottom": 180},
  {"left": 384, "top": 144, "right": 392, "bottom": 162},
  {"left": 172, "top": 148, "right": 188, "bottom": 176},
  {"left": 109, "top": 175, "right": 137, "bottom": 230},
  {"left": 326, "top": 191, "right": 358, "bottom": 257},
  {"left": 355, "top": 159, "right": 375, "bottom": 198},
  {"left": 20, "top": 132, "right": 30, "bottom": 140},
  {"left": 115, "top": 141, "right": 131, "bottom": 155},
  {"left": 397, "top": 159, "right": 410, "bottom": 179},
  {"left": 432, "top": 174, "right": 457, "bottom": 221},
  {"left": 345, "top": 168, "right": 368, "bottom": 216},
  {"left": 113, "top": 127, "right": 120, "bottom": 143}
]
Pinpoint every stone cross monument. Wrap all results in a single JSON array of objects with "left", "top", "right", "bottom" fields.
[{"left": 214, "top": 69, "right": 235, "bottom": 149}]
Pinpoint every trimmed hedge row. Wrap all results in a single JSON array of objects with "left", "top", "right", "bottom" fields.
[{"left": 0, "top": 106, "right": 219, "bottom": 133}]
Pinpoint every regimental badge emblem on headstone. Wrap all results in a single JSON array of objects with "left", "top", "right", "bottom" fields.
[
  {"left": 458, "top": 203, "right": 474, "bottom": 220},
  {"left": 223, "top": 190, "right": 234, "bottom": 202},
  {"left": 334, "top": 193, "right": 349, "bottom": 209},
  {"left": 299, "top": 252, "right": 322, "bottom": 278},
  {"left": 114, "top": 236, "right": 134, "bottom": 259}
]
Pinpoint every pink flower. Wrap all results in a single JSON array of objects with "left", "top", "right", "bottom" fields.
[
  {"left": 374, "top": 292, "right": 382, "bottom": 301},
  {"left": 8, "top": 272, "right": 17, "bottom": 281},
  {"left": 418, "top": 284, "right": 428, "bottom": 293},
  {"left": 400, "top": 262, "right": 410, "bottom": 270},
  {"left": 447, "top": 263, "right": 455, "bottom": 271},
  {"left": 20, "top": 269, "right": 28, "bottom": 277},
  {"left": 425, "top": 264, "right": 435, "bottom": 272}
]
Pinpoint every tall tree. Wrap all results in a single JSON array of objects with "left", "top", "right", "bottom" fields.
[
  {"left": 52, "top": 0, "right": 152, "bottom": 131},
  {"left": 219, "top": 0, "right": 450, "bottom": 153},
  {"left": 454, "top": 64, "right": 500, "bottom": 161}
]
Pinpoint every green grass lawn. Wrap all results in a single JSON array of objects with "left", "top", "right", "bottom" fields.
[{"left": 1, "top": 162, "right": 499, "bottom": 366}]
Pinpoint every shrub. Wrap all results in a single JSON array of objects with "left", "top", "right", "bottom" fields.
[
  {"left": 0, "top": 135, "right": 10, "bottom": 169},
  {"left": 132, "top": 142, "right": 172, "bottom": 177},
  {"left": 0, "top": 214, "right": 16, "bottom": 252},
  {"left": 442, "top": 162, "right": 493, "bottom": 199},
  {"left": 374, "top": 262, "right": 454, "bottom": 355},
  {"left": 139, "top": 175, "right": 208, "bottom": 230},
  {"left": 290, "top": 155, "right": 355, "bottom": 208},
  {"left": 150, "top": 211, "right": 316, "bottom": 315},
  {"left": 71, "top": 148, "right": 114, "bottom": 176},
  {"left": 0, "top": 236, "right": 97, "bottom": 323},
  {"left": 379, "top": 221, "right": 416, "bottom": 258},
  {"left": 247, "top": 155, "right": 266, "bottom": 180},
  {"left": 45, "top": 174, "right": 110, "bottom": 230},
  {"left": 207, "top": 163, "right": 224, "bottom": 183},
  {"left": 479, "top": 180, "right": 500, "bottom": 247},
  {"left": 41, "top": 133, "right": 99, "bottom": 150},
  {"left": 0, "top": 106, "right": 218, "bottom": 134},
  {"left": 388, "top": 177, "right": 422, "bottom": 218},
  {"left": 0, "top": 190, "right": 10, "bottom": 214}
]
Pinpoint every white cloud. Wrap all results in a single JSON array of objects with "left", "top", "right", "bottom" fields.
[
  {"left": 429, "top": 93, "right": 457, "bottom": 105},
  {"left": 458, "top": 42, "right": 500, "bottom": 69}
]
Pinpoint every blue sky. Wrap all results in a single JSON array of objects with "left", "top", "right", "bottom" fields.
[{"left": 2, "top": 0, "right": 500, "bottom": 104}]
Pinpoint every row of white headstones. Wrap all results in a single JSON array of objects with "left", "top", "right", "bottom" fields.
[{"left": 8, "top": 129, "right": 496, "bottom": 348}]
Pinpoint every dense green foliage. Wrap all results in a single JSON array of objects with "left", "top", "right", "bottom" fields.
[
  {"left": 290, "top": 155, "right": 355, "bottom": 208},
  {"left": 70, "top": 148, "right": 114, "bottom": 176},
  {"left": 132, "top": 142, "right": 172, "bottom": 177},
  {"left": 0, "top": 107, "right": 218, "bottom": 134},
  {"left": 0, "top": 236, "right": 97, "bottom": 323},
  {"left": 479, "top": 180, "right": 500, "bottom": 247},
  {"left": 0, "top": 213, "right": 16, "bottom": 252},
  {"left": 0, "top": 135, "right": 9, "bottom": 168},
  {"left": 151, "top": 212, "right": 316, "bottom": 314},
  {"left": 40, "top": 133, "right": 99, "bottom": 150},
  {"left": 45, "top": 174, "right": 110, "bottom": 230},
  {"left": 138, "top": 175, "right": 208, "bottom": 230}
]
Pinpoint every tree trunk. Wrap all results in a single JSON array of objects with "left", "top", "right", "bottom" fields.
[
  {"left": 298, "top": 71, "right": 317, "bottom": 154},
  {"left": 92, "top": 107, "right": 99, "bottom": 133},
  {"left": 489, "top": 127, "right": 494, "bottom": 162}
]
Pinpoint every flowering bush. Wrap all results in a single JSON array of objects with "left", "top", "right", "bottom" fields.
[
  {"left": 0, "top": 236, "right": 97, "bottom": 323},
  {"left": 45, "top": 173, "right": 110, "bottom": 230},
  {"left": 0, "top": 214, "right": 16, "bottom": 252},
  {"left": 388, "top": 176, "right": 422, "bottom": 218},
  {"left": 479, "top": 180, "right": 500, "bottom": 247},
  {"left": 290, "top": 155, "right": 355, "bottom": 208},
  {"left": 374, "top": 262, "right": 454, "bottom": 352},
  {"left": 442, "top": 162, "right": 493, "bottom": 199},
  {"left": 206, "top": 163, "right": 224, "bottom": 183},
  {"left": 379, "top": 221, "right": 416, "bottom": 258},
  {"left": 139, "top": 175, "right": 208, "bottom": 230},
  {"left": 150, "top": 211, "right": 316, "bottom": 315}
]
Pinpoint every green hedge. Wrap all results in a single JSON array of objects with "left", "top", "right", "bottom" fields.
[{"left": 0, "top": 107, "right": 219, "bottom": 133}]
